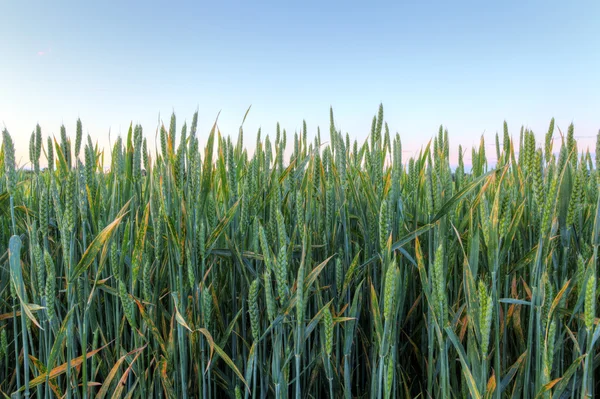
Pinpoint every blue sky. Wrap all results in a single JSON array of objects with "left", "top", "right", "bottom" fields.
[{"left": 1, "top": 0, "right": 599, "bottom": 167}]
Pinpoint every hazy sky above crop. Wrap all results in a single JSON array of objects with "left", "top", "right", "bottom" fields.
[{"left": 1, "top": 0, "right": 599, "bottom": 167}]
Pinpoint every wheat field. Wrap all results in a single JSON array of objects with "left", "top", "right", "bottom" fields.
[{"left": 0, "top": 105, "right": 598, "bottom": 398}]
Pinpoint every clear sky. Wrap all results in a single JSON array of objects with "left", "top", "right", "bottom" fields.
[{"left": 1, "top": 0, "right": 599, "bottom": 167}]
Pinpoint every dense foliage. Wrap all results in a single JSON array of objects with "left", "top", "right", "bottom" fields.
[{"left": 0, "top": 106, "right": 599, "bottom": 398}]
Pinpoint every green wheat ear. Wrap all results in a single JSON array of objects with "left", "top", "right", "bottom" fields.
[
  {"left": 584, "top": 267, "right": 596, "bottom": 331},
  {"left": 119, "top": 279, "right": 137, "bottom": 329},
  {"left": 0, "top": 329, "right": 7, "bottom": 360},
  {"left": 44, "top": 251, "right": 57, "bottom": 323},
  {"left": 478, "top": 280, "right": 492, "bottom": 356},
  {"left": 64, "top": 170, "right": 77, "bottom": 234},
  {"left": 264, "top": 269, "right": 276, "bottom": 322},
  {"left": 75, "top": 118, "right": 82, "bottom": 158},
  {"left": 385, "top": 353, "right": 395, "bottom": 399},
  {"left": 383, "top": 259, "right": 397, "bottom": 322},
  {"left": 47, "top": 136, "right": 55, "bottom": 172},
  {"left": 544, "top": 118, "right": 554, "bottom": 163},
  {"left": 33, "top": 243, "right": 45, "bottom": 296},
  {"left": 379, "top": 198, "right": 390, "bottom": 253},
  {"left": 29, "top": 132, "right": 36, "bottom": 172},
  {"left": 567, "top": 123, "right": 576, "bottom": 165},
  {"left": 248, "top": 278, "right": 260, "bottom": 342},
  {"left": 323, "top": 306, "right": 333, "bottom": 356},
  {"left": 2, "top": 130, "right": 16, "bottom": 196},
  {"left": 432, "top": 244, "right": 446, "bottom": 326}
]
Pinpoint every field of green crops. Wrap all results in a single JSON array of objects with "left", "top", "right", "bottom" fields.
[{"left": 0, "top": 105, "right": 598, "bottom": 398}]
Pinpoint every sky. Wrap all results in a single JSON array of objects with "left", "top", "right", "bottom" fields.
[{"left": 1, "top": 0, "right": 599, "bottom": 168}]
